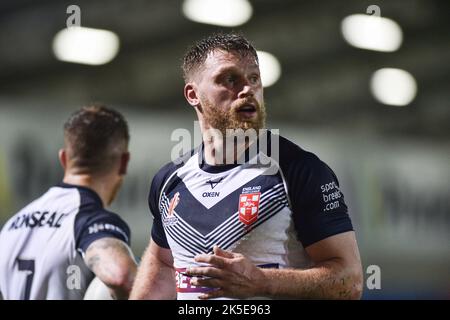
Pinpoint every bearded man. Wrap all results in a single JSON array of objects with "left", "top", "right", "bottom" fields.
[{"left": 130, "top": 33, "right": 363, "bottom": 300}]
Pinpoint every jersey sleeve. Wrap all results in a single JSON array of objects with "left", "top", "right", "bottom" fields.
[
  {"left": 74, "top": 210, "right": 131, "bottom": 255},
  {"left": 279, "top": 136, "right": 353, "bottom": 248}
]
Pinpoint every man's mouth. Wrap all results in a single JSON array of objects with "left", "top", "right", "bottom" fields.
[{"left": 236, "top": 104, "right": 257, "bottom": 118}]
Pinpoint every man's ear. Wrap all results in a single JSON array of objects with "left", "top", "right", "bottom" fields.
[
  {"left": 58, "top": 149, "right": 67, "bottom": 170},
  {"left": 184, "top": 83, "right": 200, "bottom": 107},
  {"left": 119, "top": 152, "right": 130, "bottom": 175}
]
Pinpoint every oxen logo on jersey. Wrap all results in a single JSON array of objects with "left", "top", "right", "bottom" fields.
[
  {"left": 239, "top": 192, "right": 261, "bottom": 226},
  {"left": 206, "top": 177, "right": 223, "bottom": 189},
  {"left": 163, "top": 192, "right": 180, "bottom": 226}
]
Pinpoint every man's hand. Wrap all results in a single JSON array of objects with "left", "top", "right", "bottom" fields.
[
  {"left": 187, "top": 232, "right": 363, "bottom": 300},
  {"left": 187, "top": 246, "right": 267, "bottom": 299}
]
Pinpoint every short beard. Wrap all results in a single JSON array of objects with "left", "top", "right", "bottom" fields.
[{"left": 200, "top": 96, "right": 266, "bottom": 136}]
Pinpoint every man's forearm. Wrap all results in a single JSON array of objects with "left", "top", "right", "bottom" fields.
[
  {"left": 261, "top": 259, "right": 363, "bottom": 299},
  {"left": 129, "top": 250, "right": 176, "bottom": 299}
]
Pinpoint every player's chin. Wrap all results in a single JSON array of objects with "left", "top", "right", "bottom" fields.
[
  {"left": 239, "top": 119, "right": 264, "bottom": 131},
  {"left": 232, "top": 115, "right": 262, "bottom": 131}
]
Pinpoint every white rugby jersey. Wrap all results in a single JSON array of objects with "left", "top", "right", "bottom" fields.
[
  {"left": 149, "top": 134, "right": 353, "bottom": 299},
  {"left": 0, "top": 183, "right": 130, "bottom": 300}
]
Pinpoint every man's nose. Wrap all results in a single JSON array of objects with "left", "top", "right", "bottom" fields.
[{"left": 238, "top": 83, "right": 254, "bottom": 99}]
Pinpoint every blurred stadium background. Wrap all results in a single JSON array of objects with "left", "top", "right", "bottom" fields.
[{"left": 0, "top": 0, "right": 449, "bottom": 299}]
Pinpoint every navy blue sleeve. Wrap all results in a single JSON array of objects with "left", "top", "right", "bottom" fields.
[
  {"left": 148, "top": 162, "right": 177, "bottom": 249},
  {"left": 75, "top": 210, "right": 131, "bottom": 255},
  {"left": 278, "top": 136, "right": 353, "bottom": 247}
]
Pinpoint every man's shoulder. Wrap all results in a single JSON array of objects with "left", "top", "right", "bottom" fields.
[
  {"left": 154, "top": 161, "right": 180, "bottom": 178},
  {"left": 67, "top": 184, "right": 128, "bottom": 230},
  {"left": 148, "top": 161, "right": 183, "bottom": 201},
  {"left": 152, "top": 147, "right": 199, "bottom": 183},
  {"left": 275, "top": 134, "right": 343, "bottom": 200},
  {"left": 79, "top": 207, "right": 127, "bottom": 224},
  {"left": 277, "top": 134, "right": 324, "bottom": 168},
  {"left": 74, "top": 206, "right": 131, "bottom": 244}
]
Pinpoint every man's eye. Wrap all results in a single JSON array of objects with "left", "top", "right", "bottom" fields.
[
  {"left": 225, "top": 76, "right": 236, "bottom": 84},
  {"left": 250, "top": 75, "right": 259, "bottom": 84}
]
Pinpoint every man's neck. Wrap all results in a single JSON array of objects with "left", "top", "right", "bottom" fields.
[
  {"left": 202, "top": 135, "right": 253, "bottom": 166},
  {"left": 63, "top": 173, "right": 111, "bottom": 207}
]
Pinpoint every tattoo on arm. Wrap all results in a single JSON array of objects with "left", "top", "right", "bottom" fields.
[
  {"left": 86, "top": 254, "right": 101, "bottom": 270},
  {"left": 84, "top": 237, "right": 137, "bottom": 299},
  {"left": 84, "top": 237, "right": 136, "bottom": 278},
  {"left": 85, "top": 238, "right": 133, "bottom": 263}
]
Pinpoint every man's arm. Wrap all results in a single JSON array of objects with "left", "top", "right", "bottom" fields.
[
  {"left": 261, "top": 231, "right": 363, "bottom": 299},
  {"left": 84, "top": 237, "right": 137, "bottom": 300},
  {"left": 188, "top": 231, "right": 363, "bottom": 299},
  {"left": 129, "top": 239, "right": 176, "bottom": 300}
]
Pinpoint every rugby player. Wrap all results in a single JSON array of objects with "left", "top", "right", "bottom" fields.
[
  {"left": 130, "top": 33, "right": 363, "bottom": 300},
  {"left": 0, "top": 105, "right": 137, "bottom": 299}
]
